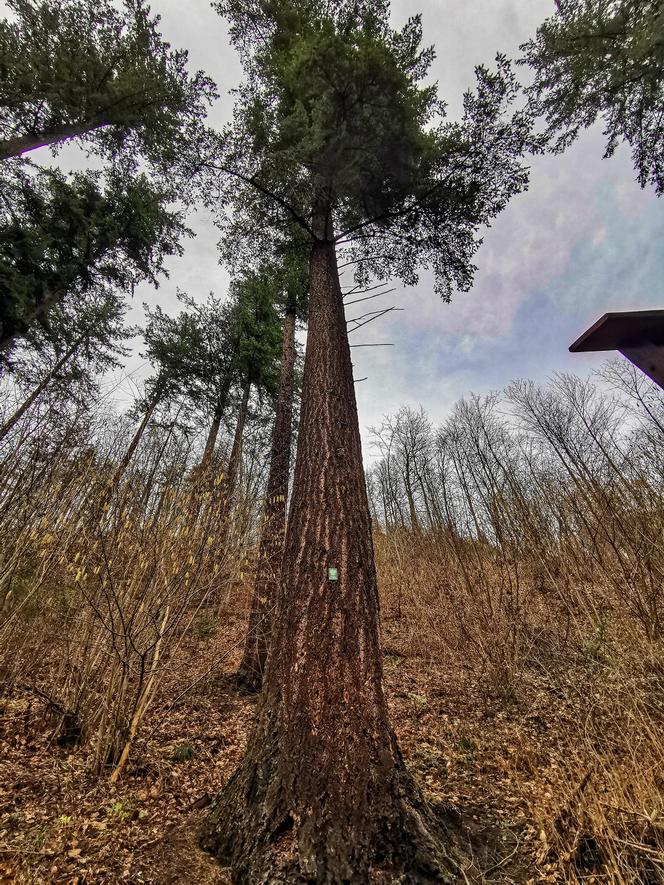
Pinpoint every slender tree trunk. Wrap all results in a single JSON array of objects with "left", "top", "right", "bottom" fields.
[
  {"left": 190, "top": 382, "right": 233, "bottom": 531},
  {"left": 199, "top": 397, "right": 226, "bottom": 473},
  {"left": 140, "top": 404, "right": 183, "bottom": 512},
  {"left": 111, "top": 387, "right": 162, "bottom": 488},
  {"left": 198, "top": 377, "right": 231, "bottom": 473},
  {"left": 202, "top": 235, "right": 457, "bottom": 882},
  {"left": 367, "top": 472, "right": 381, "bottom": 533},
  {"left": 0, "top": 337, "right": 81, "bottom": 442},
  {"left": 236, "top": 307, "right": 296, "bottom": 691},
  {"left": 210, "top": 381, "right": 251, "bottom": 553},
  {"left": 405, "top": 465, "right": 422, "bottom": 535},
  {"left": 0, "top": 121, "right": 109, "bottom": 162},
  {"left": 225, "top": 380, "right": 251, "bottom": 499},
  {"left": 380, "top": 479, "right": 390, "bottom": 529}
]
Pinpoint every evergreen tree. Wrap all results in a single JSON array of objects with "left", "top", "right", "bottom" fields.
[
  {"left": 231, "top": 270, "right": 282, "bottom": 400},
  {"left": 216, "top": 272, "right": 283, "bottom": 494},
  {"left": 114, "top": 303, "right": 204, "bottom": 484},
  {"left": 201, "top": 1, "right": 535, "bottom": 880},
  {"left": 236, "top": 249, "right": 308, "bottom": 691},
  {"left": 520, "top": 0, "right": 664, "bottom": 193},
  {"left": 0, "top": 164, "right": 187, "bottom": 356},
  {"left": 0, "top": 0, "right": 216, "bottom": 361},
  {"left": 0, "top": 0, "right": 216, "bottom": 171},
  {"left": 0, "top": 286, "right": 130, "bottom": 441},
  {"left": 143, "top": 283, "right": 282, "bottom": 475},
  {"left": 169, "top": 291, "right": 242, "bottom": 471}
]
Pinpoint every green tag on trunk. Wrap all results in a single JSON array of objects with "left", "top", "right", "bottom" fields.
[{"left": 327, "top": 567, "right": 338, "bottom": 581}]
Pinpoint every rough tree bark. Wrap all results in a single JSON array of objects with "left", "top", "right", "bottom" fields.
[
  {"left": 236, "top": 306, "right": 297, "bottom": 691},
  {"left": 201, "top": 403, "right": 224, "bottom": 471},
  {"left": 201, "top": 231, "right": 458, "bottom": 882}
]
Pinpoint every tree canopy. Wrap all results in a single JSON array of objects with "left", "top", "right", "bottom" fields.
[
  {"left": 141, "top": 298, "right": 206, "bottom": 407},
  {"left": 142, "top": 276, "right": 283, "bottom": 431},
  {"left": 0, "top": 164, "right": 187, "bottom": 358},
  {"left": 0, "top": 0, "right": 216, "bottom": 360},
  {"left": 0, "top": 285, "right": 132, "bottom": 442},
  {"left": 520, "top": 0, "right": 664, "bottom": 194},
  {"left": 8, "top": 286, "right": 131, "bottom": 403},
  {"left": 230, "top": 269, "right": 287, "bottom": 398},
  {"left": 0, "top": 0, "right": 216, "bottom": 170},
  {"left": 211, "top": 0, "right": 536, "bottom": 298},
  {"left": 22, "top": 286, "right": 131, "bottom": 377}
]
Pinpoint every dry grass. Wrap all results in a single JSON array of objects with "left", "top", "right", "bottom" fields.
[
  {"left": 1, "top": 364, "right": 663, "bottom": 883},
  {"left": 375, "top": 530, "right": 664, "bottom": 885}
]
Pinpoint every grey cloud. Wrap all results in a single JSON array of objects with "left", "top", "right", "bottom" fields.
[{"left": 13, "top": 1, "right": 659, "bottom": 459}]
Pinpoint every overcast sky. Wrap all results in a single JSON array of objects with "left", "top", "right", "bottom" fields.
[{"left": 79, "top": 0, "right": 664, "bottom": 457}]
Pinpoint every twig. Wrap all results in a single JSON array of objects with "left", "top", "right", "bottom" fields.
[
  {"left": 348, "top": 307, "right": 403, "bottom": 333},
  {"left": 345, "top": 288, "right": 396, "bottom": 305},
  {"left": 483, "top": 835, "right": 521, "bottom": 876},
  {"left": 110, "top": 604, "right": 170, "bottom": 782}
]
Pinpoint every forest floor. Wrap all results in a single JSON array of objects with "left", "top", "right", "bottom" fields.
[{"left": 1, "top": 598, "right": 594, "bottom": 884}]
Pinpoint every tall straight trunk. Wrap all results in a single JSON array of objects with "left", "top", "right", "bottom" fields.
[
  {"left": 202, "top": 235, "right": 457, "bottom": 882},
  {"left": 226, "top": 381, "right": 251, "bottom": 496},
  {"left": 199, "top": 398, "right": 226, "bottom": 472},
  {"left": 380, "top": 479, "right": 390, "bottom": 528},
  {"left": 418, "top": 471, "right": 439, "bottom": 531},
  {"left": 0, "top": 337, "right": 81, "bottom": 442},
  {"left": 211, "top": 381, "right": 251, "bottom": 549},
  {"left": 198, "top": 377, "right": 231, "bottom": 473},
  {"left": 236, "top": 307, "right": 296, "bottom": 691},
  {"left": 111, "top": 387, "right": 161, "bottom": 488},
  {"left": 0, "top": 120, "right": 109, "bottom": 162},
  {"left": 367, "top": 473, "right": 381, "bottom": 532}
]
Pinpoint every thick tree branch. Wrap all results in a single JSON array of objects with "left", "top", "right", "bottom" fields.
[
  {"left": 0, "top": 121, "right": 110, "bottom": 161},
  {"left": 202, "top": 159, "right": 317, "bottom": 239}
]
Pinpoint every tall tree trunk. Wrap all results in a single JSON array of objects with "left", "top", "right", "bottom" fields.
[
  {"left": 202, "top": 236, "right": 457, "bottom": 882},
  {"left": 190, "top": 382, "right": 233, "bottom": 531},
  {"left": 198, "top": 377, "right": 231, "bottom": 473},
  {"left": 236, "top": 307, "right": 296, "bottom": 691},
  {"left": 0, "top": 121, "right": 109, "bottom": 162},
  {"left": 111, "top": 387, "right": 162, "bottom": 488},
  {"left": 200, "top": 402, "right": 223, "bottom": 471},
  {"left": 0, "top": 337, "right": 81, "bottom": 442},
  {"left": 225, "top": 380, "right": 251, "bottom": 500},
  {"left": 210, "top": 381, "right": 251, "bottom": 553}
]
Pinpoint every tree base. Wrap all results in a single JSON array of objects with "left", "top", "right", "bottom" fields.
[
  {"left": 232, "top": 666, "right": 263, "bottom": 695},
  {"left": 201, "top": 742, "right": 460, "bottom": 883}
]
